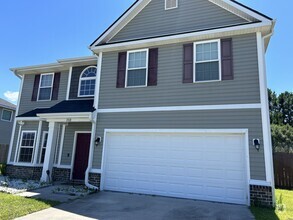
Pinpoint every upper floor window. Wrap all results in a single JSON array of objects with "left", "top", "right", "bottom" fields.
[
  {"left": 1, "top": 109, "right": 13, "bottom": 122},
  {"left": 194, "top": 40, "right": 221, "bottom": 82},
  {"left": 126, "top": 49, "right": 148, "bottom": 87},
  {"left": 165, "top": 0, "right": 178, "bottom": 10},
  {"left": 18, "top": 131, "right": 36, "bottom": 163},
  {"left": 38, "top": 73, "right": 54, "bottom": 101},
  {"left": 78, "top": 66, "right": 97, "bottom": 97}
]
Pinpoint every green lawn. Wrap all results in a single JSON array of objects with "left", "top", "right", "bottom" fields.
[
  {"left": 251, "top": 189, "right": 293, "bottom": 220},
  {"left": 0, "top": 192, "right": 59, "bottom": 220}
]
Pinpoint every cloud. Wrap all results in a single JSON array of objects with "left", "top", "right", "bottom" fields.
[{"left": 4, "top": 91, "right": 19, "bottom": 103}]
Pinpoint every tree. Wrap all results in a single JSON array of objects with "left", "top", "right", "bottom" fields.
[{"left": 271, "top": 124, "right": 293, "bottom": 153}]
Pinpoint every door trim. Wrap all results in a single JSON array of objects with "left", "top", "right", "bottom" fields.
[
  {"left": 101, "top": 129, "right": 250, "bottom": 205},
  {"left": 70, "top": 131, "right": 91, "bottom": 180}
]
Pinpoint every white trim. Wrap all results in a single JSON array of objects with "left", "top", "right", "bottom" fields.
[
  {"left": 70, "top": 131, "right": 91, "bottom": 180},
  {"left": 7, "top": 75, "right": 24, "bottom": 164},
  {"left": 66, "top": 66, "right": 73, "bottom": 100},
  {"left": 165, "top": 0, "right": 178, "bottom": 10},
  {"left": 249, "top": 179, "right": 272, "bottom": 187},
  {"left": 125, "top": 49, "right": 149, "bottom": 88},
  {"left": 98, "top": 103, "right": 261, "bottom": 113},
  {"left": 101, "top": 129, "right": 250, "bottom": 206},
  {"left": 15, "top": 117, "right": 40, "bottom": 121},
  {"left": 94, "top": 53, "right": 103, "bottom": 109},
  {"left": 39, "top": 131, "right": 48, "bottom": 164},
  {"left": 194, "top": 39, "right": 222, "bottom": 83},
  {"left": 37, "top": 73, "right": 54, "bottom": 101},
  {"left": 17, "top": 130, "right": 37, "bottom": 163},
  {"left": 8, "top": 163, "right": 43, "bottom": 167},
  {"left": 54, "top": 164, "right": 72, "bottom": 169},
  {"left": 57, "top": 124, "right": 66, "bottom": 165},
  {"left": 33, "top": 121, "right": 43, "bottom": 165},
  {"left": 1, "top": 108, "right": 13, "bottom": 122},
  {"left": 92, "top": 22, "right": 272, "bottom": 53},
  {"left": 13, "top": 121, "right": 25, "bottom": 163},
  {"left": 37, "top": 112, "right": 92, "bottom": 122},
  {"left": 90, "top": 169, "right": 102, "bottom": 174},
  {"left": 78, "top": 66, "right": 97, "bottom": 98}
]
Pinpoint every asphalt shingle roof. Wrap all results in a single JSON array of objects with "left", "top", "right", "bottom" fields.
[
  {"left": 17, "top": 100, "right": 95, "bottom": 117},
  {"left": 0, "top": 98, "right": 16, "bottom": 110}
]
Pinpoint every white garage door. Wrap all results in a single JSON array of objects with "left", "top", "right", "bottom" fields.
[{"left": 102, "top": 131, "right": 248, "bottom": 205}]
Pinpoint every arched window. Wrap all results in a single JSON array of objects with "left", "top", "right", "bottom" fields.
[{"left": 78, "top": 66, "right": 97, "bottom": 97}]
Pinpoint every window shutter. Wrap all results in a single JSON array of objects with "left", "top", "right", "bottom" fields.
[
  {"left": 31, "top": 74, "right": 40, "bottom": 101},
  {"left": 148, "top": 48, "right": 158, "bottom": 86},
  {"left": 52, "top": 72, "right": 61, "bottom": 100},
  {"left": 183, "top": 43, "right": 194, "bottom": 83},
  {"left": 221, "top": 38, "right": 233, "bottom": 80},
  {"left": 117, "top": 52, "right": 127, "bottom": 88}
]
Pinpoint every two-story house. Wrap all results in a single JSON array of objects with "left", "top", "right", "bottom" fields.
[
  {"left": 0, "top": 98, "right": 16, "bottom": 163},
  {"left": 7, "top": 0, "right": 275, "bottom": 207}
]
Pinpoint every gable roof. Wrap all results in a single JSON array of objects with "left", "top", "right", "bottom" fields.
[
  {"left": 90, "top": 0, "right": 273, "bottom": 48},
  {"left": 0, "top": 98, "right": 16, "bottom": 110}
]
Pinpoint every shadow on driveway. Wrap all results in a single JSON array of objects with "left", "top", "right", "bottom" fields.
[{"left": 16, "top": 191, "right": 255, "bottom": 220}]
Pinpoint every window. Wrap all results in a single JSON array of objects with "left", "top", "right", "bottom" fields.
[
  {"left": 40, "top": 132, "right": 48, "bottom": 164},
  {"left": 165, "top": 0, "right": 178, "bottom": 10},
  {"left": 18, "top": 131, "right": 36, "bottom": 163},
  {"left": 78, "top": 66, "right": 97, "bottom": 97},
  {"left": 1, "top": 109, "right": 13, "bottom": 122},
  {"left": 194, "top": 40, "right": 221, "bottom": 82},
  {"left": 126, "top": 49, "right": 148, "bottom": 87},
  {"left": 38, "top": 73, "right": 54, "bottom": 101}
]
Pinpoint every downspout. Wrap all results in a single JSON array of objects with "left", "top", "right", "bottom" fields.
[{"left": 85, "top": 53, "right": 102, "bottom": 190}]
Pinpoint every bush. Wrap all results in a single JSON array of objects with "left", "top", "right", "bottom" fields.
[
  {"left": 271, "top": 124, "right": 293, "bottom": 153},
  {"left": 0, "top": 164, "right": 6, "bottom": 176}
]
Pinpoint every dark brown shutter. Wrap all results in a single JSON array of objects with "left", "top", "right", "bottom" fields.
[
  {"left": 116, "top": 52, "right": 127, "bottom": 88},
  {"left": 31, "top": 74, "right": 40, "bottom": 101},
  {"left": 148, "top": 48, "right": 158, "bottom": 86},
  {"left": 183, "top": 43, "right": 194, "bottom": 83},
  {"left": 221, "top": 38, "right": 233, "bottom": 80},
  {"left": 52, "top": 72, "right": 61, "bottom": 100}
]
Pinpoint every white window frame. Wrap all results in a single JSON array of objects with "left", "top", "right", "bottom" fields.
[
  {"left": 17, "top": 130, "right": 37, "bottom": 163},
  {"left": 194, "top": 39, "right": 222, "bottom": 83},
  {"left": 125, "top": 49, "right": 149, "bottom": 88},
  {"left": 165, "top": 0, "right": 178, "bottom": 10},
  {"left": 78, "top": 66, "right": 97, "bottom": 97},
  {"left": 1, "top": 108, "right": 13, "bottom": 122},
  {"left": 39, "top": 131, "right": 48, "bottom": 164},
  {"left": 37, "top": 73, "right": 54, "bottom": 101}
]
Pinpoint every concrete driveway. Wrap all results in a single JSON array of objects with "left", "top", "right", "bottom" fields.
[{"left": 17, "top": 191, "right": 255, "bottom": 220}]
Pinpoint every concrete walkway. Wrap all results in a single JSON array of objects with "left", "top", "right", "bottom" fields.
[{"left": 16, "top": 191, "right": 255, "bottom": 220}]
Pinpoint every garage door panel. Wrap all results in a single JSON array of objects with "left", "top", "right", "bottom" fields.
[{"left": 103, "top": 132, "right": 247, "bottom": 205}]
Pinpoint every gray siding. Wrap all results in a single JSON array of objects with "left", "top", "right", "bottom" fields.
[
  {"left": 61, "top": 122, "right": 92, "bottom": 165},
  {"left": 69, "top": 65, "right": 96, "bottom": 100},
  {"left": 18, "top": 71, "right": 69, "bottom": 116},
  {"left": 110, "top": 0, "right": 247, "bottom": 43},
  {"left": 0, "top": 107, "right": 15, "bottom": 144},
  {"left": 10, "top": 121, "right": 39, "bottom": 163},
  {"left": 99, "top": 34, "right": 260, "bottom": 109},
  {"left": 93, "top": 109, "right": 265, "bottom": 180}
]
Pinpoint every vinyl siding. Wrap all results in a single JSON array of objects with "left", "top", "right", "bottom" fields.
[
  {"left": 60, "top": 122, "right": 92, "bottom": 166},
  {"left": 18, "top": 71, "right": 69, "bottom": 116},
  {"left": 69, "top": 65, "right": 96, "bottom": 100},
  {"left": 0, "top": 107, "right": 15, "bottom": 144},
  {"left": 10, "top": 121, "right": 39, "bottom": 163},
  {"left": 110, "top": 0, "right": 248, "bottom": 43},
  {"left": 99, "top": 34, "right": 260, "bottom": 109},
  {"left": 93, "top": 109, "right": 265, "bottom": 180}
]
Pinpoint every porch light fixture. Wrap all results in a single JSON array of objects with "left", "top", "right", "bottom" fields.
[
  {"left": 253, "top": 139, "right": 260, "bottom": 151},
  {"left": 95, "top": 136, "right": 102, "bottom": 147}
]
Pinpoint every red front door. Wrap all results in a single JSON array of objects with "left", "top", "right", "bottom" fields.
[{"left": 72, "top": 133, "right": 91, "bottom": 180}]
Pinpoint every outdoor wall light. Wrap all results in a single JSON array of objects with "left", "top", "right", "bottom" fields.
[
  {"left": 253, "top": 139, "right": 261, "bottom": 151},
  {"left": 95, "top": 136, "right": 102, "bottom": 147}
]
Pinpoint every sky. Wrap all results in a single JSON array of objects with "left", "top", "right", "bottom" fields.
[{"left": 0, "top": 0, "right": 291, "bottom": 104}]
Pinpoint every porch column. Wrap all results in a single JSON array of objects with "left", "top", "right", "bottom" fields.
[{"left": 40, "top": 121, "right": 59, "bottom": 182}]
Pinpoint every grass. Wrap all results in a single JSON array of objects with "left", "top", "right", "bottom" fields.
[
  {"left": 251, "top": 189, "right": 293, "bottom": 220},
  {"left": 0, "top": 192, "right": 60, "bottom": 220}
]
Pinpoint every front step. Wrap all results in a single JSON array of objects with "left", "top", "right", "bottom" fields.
[{"left": 68, "top": 179, "right": 85, "bottom": 186}]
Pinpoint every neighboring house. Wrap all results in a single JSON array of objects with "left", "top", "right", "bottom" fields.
[
  {"left": 7, "top": 0, "right": 275, "bottom": 207},
  {"left": 0, "top": 98, "right": 16, "bottom": 163}
]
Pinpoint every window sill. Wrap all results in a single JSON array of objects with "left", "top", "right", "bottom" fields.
[{"left": 193, "top": 79, "right": 221, "bottom": 84}]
